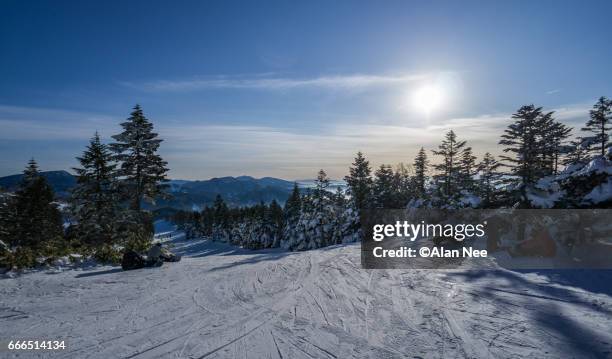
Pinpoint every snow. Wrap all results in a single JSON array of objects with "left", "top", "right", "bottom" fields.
[
  {"left": 459, "top": 191, "right": 481, "bottom": 208},
  {"left": 583, "top": 178, "right": 612, "bottom": 204},
  {"left": 527, "top": 187, "right": 565, "bottom": 209},
  {"left": 1, "top": 233, "right": 611, "bottom": 358},
  {"left": 296, "top": 179, "right": 347, "bottom": 192},
  {"left": 574, "top": 156, "right": 612, "bottom": 177}
]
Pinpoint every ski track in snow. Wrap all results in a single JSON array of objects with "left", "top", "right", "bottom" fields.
[{"left": 1, "top": 233, "right": 612, "bottom": 359}]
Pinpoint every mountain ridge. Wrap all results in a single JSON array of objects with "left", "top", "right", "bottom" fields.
[{"left": 0, "top": 171, "right": 297, "bottom": 209}]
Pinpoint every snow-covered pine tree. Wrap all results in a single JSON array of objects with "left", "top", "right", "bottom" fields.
[
  {"left": 373, "top": 164, "right": 395, "bottom": 208},
  {"left": 553, "top": 99, "right": 612, "bottom": 208},
  {"left": 284, "top": 182, "right": 302, "bottom": 220},
  {"left": 110, "top": 105, "right": 169, "bottom": 211},
  {"left": 344, "top": 151, "right": 373, "bottom": 210},
  {"left": 412, "top": 147, "right": 429, "bottom": 199},
  {"left": 332, "top": 187, "right": 346, "bottom": 207},
  {"left": 313, "top": 169, "right": 330, "bottom": 213},
  {"left": 582, "top": 96, "right": 612, "bottom": 157},
  {"left": 268, "top": 199, "right": 284, "bottom": 247},
  {"left": 499, "top": 105, "right": 547, "bottom": 206},
  {"left": 71, "top": 132, "right": 119, "bottom": 253},
  {"left": 281, "top": 183, "right": 302, "bottom": 245},
  {"left": 476, "top": 152, "right": 503, "bottom": 207},
  {"left": 281, "top": 169, "right": 343, "bottom": 250},
  {"left": 432, "top": 130, "right": 466, "bottom": 198},
  {"left": 0, "top": 186, "right": 15, "bottom": 267},
  {"left": 7, "top": 159, "right": 64, "bottom": 266},
  {"left": 211, "top": 194, "right": 230, "bottom": 242}
]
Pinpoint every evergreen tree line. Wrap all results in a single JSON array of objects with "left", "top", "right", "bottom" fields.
[
  {"left": 0, "top": 105, "right": 169, "bottom": 268},
  {"left": 173, "top": 97, "right": 611, "bottom": 251},
  {"left": 172, "top": 170, "right": 360, "bottom": 251},
  {"left": 345, "top": 98, "right": 612, "bottom": 210}
]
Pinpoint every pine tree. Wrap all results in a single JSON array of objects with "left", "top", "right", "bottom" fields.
[
  {"left": 8, "top": 159, "right": 64, "bottom": 263},
  {"left": 547, "top": 121, "right": 572, "bottom": 174},
  {"left": 458, "top": 147, "right": 477, "bottom": 191},
  {"left": 333, "top": 187, "right": 347, "bottom": 207},
  {"left": 71, "top": 132, "right": 119, "bottom": 248},
  {"left": 582, "top": 96, "right": 612, "bottom": 157},
  {"left": 313, "top": 169, "right": 330, "bottom": 213},
  {"left": 413, "top": 147, "right": 429, "bottom": 198},
  {"left": 284, "top": 183, "right": 302, "bottom": 220},
  {"left": 373, "top": 164, "right": 395, "bottom": 208},
  {"left": 477, "top": 153, "right": 502, "bottom": 207},
  {"left": 213, "top": 194, "right": 229, "bottom": 226},
  {"left": 0, "top": 186, "right": 15, "bottom": 252},
  {"left": 344, "top": 151, "right": 373, "bottom": 210},
  {"left": 499, "top": 105, "right": 546, "bottom": 205},
  {"left": 111, "top": 105, "right": 169, "bottom": 211},
  {"left": 537, "top": 111, "right": 556, "bottom": 175},
  {"left": 211, "top": 194, "right": 230, "bottom": 242},
  {"left": 432, "top": 130, "right": 466, "bottom": 197},
  {"left": 268, "top": 199, "right": 284, "bottom": 230},
  {"left": 563, "top": 139, "right": 590, "bottom": 167},
  {"left": 538, "top": 112, "right": 572, "bottom": 175},
  {"left": 393, "top": 163, "right": 412, "bottom": 205}
]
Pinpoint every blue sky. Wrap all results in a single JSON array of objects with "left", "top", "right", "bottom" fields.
[{"left": 1, "top": 0, "right": 611, "bottom": 179}]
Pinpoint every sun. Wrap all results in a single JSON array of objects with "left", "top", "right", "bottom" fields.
[{"left": 412, "top": 85, "right": 444, "bottom": 114}]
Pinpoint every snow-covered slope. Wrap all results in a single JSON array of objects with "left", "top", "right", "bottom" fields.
[{"left": 1, "top": 233, "right": 611, "bottom": 358}]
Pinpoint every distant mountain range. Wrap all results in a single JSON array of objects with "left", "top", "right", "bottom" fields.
[
  {"left": 159, "top": 176, "right": 295, "bottom": 210},
  {"left": 0, "top": 170, "right": 76, "bottom": 197},
  {"left": 0, "top": 171, "right": 348, "bottom": 210}
]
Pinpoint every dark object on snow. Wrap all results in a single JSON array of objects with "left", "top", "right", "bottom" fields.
[
  {"left": 145, "top": 257, "right": 164, "bottom": 267},
  {"left": 121, "top": 250, "right": 145, "bottom": 270},
  {"left": 162, "top": 253, "right": 181, "bottom": 262},
  {"left": 121, "top": 251, "right": 164, "bottom": 270}
]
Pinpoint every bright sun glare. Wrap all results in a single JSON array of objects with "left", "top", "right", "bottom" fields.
[{"left": 412, "top": 85, "right": 444, "bottom": 114}]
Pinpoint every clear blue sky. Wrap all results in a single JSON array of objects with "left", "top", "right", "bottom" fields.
[{"left": 1, "top": 0, "right": 611, "bottom": 179}]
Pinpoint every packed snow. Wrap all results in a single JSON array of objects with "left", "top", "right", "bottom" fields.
[{"left": 1, "top": 230, "right": 611, "bottom": 358}]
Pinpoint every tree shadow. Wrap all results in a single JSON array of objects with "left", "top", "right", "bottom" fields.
[
  {"left": 443, "top": 269, "right": 612, "bottom": 357},
  {"left": 514, "top": 269, "right": 612, "bottom": 297},
  {"left": 206, "top": 251, "right": 298, "bottom": 272},
  {"left": 446, "top": 270, "right": 611, "bottom": 315},
  {"left": 535, "top": 302, "right": 611, "bottom": 358},
  {"left": 169, "top": 236, "right": 296, "bottom": 260},
  {"left": 75, "top": 268, "right": 122, "bottom": 278}
]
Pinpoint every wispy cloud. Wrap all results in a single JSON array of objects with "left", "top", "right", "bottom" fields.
[
  {"left": 0, "top": 105, "right": 120, "bottom": 140},
  {"left": 121, "top": 73, "right": 427, "bottom": 92},
  {"left": 546, "top": 88, "right": 562, "bottom": 95}
]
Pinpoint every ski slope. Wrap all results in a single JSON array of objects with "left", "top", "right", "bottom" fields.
[{"left": 1, "top": 232, "right": 611, "bottom": 358}]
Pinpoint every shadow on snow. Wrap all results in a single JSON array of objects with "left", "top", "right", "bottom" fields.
[{"left": 443, "top": 269, "right": 612, "bottom": 358}]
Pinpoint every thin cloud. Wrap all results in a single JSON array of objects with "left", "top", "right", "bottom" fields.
[
  {"left": 121, "top": 73, "right": 428, "bottom": 92},
  {"left": 0, "top": 105, "right": 119, "bottom": 140}
]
